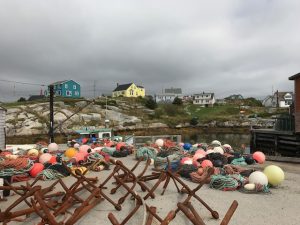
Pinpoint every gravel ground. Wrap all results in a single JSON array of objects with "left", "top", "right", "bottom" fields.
[{"left": 2, "top": 156, "right": 300, "bottom": 225}]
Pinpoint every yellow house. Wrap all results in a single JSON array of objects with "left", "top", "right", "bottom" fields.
[{"left": 112, "top": 83, "right": 145, "bottom": 98}]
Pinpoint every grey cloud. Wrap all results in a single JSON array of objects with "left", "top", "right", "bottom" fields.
[{"left": 0, "top": 0, "right": 298, "bottom": 102}]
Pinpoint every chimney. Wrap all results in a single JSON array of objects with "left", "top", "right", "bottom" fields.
[{"left": 117, "top": 83, "right": 119, "bottom": 87}]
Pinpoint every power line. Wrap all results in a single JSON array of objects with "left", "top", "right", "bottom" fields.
[{"left": 0, "top": 79, "right": 46, "bottom": 86}]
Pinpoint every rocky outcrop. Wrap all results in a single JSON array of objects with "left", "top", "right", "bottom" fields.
[
  {"left": 4, "top": 100, "right": 143, "bottom": 136},
  {"left": 4, "top": 100, "right": 275, "bottom": 137}
]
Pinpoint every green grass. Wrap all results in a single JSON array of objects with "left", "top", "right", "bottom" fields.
[{"left": 185, "top": 105, "right": 241, "bottom": 122}]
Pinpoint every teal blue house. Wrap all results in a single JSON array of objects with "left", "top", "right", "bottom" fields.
[{"left": 48, "top": 80, "right": 81, "bottom": 98}]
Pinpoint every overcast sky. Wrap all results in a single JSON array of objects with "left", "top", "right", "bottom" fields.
[{"left": 0, "top": 0, "right": 299, "bottom": 102}]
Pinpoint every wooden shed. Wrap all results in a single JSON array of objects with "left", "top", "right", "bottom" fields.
[
  {"left": 0, "top": 106, "right": 6, "bottom": 150},
  {"left": 289, "top": 72, "right": 300, "bottom": 133}
]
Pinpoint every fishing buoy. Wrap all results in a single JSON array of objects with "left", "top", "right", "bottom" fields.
[
  {"left": 195, "top": 149, "right": 206, "bottom": 156},
  {"left": 244, "top": 183, "right": 256, "bottom": 191},
  {"left": 48, "top": 143, "right": 58, "bottom": 152},
  {"left": 180, "top": 157, "right": 193, "bottom": 165},
  {"left": 150, "top": 158, "right": 154, "bottom": 165},
  {"left": 79, "top": 145, "right": 91, "bottom": 156},
  {"left": 155, "top": 139, "right": 164, "bottom": 147},
  {"left": 211, "top": 140, "right": 221, "bottom": 146},
  {"left": 183, "top": 143, "right": 192, "bottom": 150},
  {"left": 40, "top": 148, "right": 48, "bottom": 154},
  {"left": 74, "top": 152, "right": 85, "bottom": 162},
  {"left": 193, "top": 153, "right": 205, "bottom": 162},
  {"left": 249, "top": 171, "right": 268, "bottom": 185},
  {"left": 116, "top": 142, "right": 126, "bottom": 151},
  {"left": 201, "top": 160, "right": 213, "bottom": 168},
  {"left": 253, "top": 151, "right": 265, "bottom": 164},
  {"left": 213, "top": 146, "right": 224, "bottom": 155},
  {"left": 206, "top": 149, "right": 214, "bottom": 155},
  {"left": 263, "top": 165, "right": 285, "bottom": 186},
  {"left": 48, "top": 156, "right": 57, "bottom": 164},
  {"left": 74, "top": 143, "right": 80, "bottom": 149},
  {"left": 39, "top": 153, "right": 52, "bottom": 164},
  {"left": 30, "top": 163, "right": 44, "bottom": 177},
  {"left": 27, "top": 149, "right": 39, "bottom": 157},
  {"left": 223, "top": 144, "right": 232, "bottom": 151},
  {"left": 65, "top": 148, "right": 77, "bottom": 158}
]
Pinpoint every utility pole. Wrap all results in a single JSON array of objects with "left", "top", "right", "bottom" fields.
[
  {"left": 49, "top": 85, "right": 54, "bottom": 143},
  {"left": 276, "top": 90, "right": 279, "bottom": 108},
  {"left": 93, "top": 80, "right": 96, "bottom": 98}
]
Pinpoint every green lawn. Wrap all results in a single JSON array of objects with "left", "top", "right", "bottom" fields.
[{"left": 185, "top": 104, "right": 241, "bottom": 122}]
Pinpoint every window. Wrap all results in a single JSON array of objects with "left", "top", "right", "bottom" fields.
[
  {"left": 130, "top": 90, "right": 134, "bottom": 95},
  {"left": 66, "top": 90, "right": 72, "bottom": 96},
  {"left": 75, "top": 91, "right": 79, "bottom": 96},
  {"left": 65, "top": 84, "right": 68, "bottom": 88},
  {"left": 57, "top": 90, "right": 61, "bottom": 95},
  {"left": 73, "top": 85, "right": 77, "bottom": 90}
]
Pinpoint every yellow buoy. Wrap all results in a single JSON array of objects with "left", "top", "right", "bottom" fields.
[
  {"left": 263, "top": 165, "right": 285, "bottom": 186},
  {"left": 65, "top": 148, "right": 77, "bottom": 158}
]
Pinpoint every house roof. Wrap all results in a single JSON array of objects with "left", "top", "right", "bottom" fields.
[
  {"left": 289, "top": 72, "right": 300, "bottom": 80},
  {"left": 49, "top": 80, "right": 69, "bottom": 86},
  {"left": 275, "top": 92, "right": 293, "bottom": 101},
  {"left": 113, "top": 83, "right": 144, "bottom": 92},
  {"left": 113, "top": 83, "right": 133, "bottom": 92},
  {"left": 49, "top": 80, "right": 79, "bottom": 86}
]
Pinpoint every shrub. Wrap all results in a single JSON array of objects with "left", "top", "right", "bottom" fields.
[
  {"left": 145, "top": 97, "right": 157, "bottom": 109},
  {"left": 172, "top": 97, "right": 183, "bottom": 105}
]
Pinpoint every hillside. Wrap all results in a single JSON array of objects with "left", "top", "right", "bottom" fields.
[{"left": 1, "top": 96, "right": 287, "bottom": 139}]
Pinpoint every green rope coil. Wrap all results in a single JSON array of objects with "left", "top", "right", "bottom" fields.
[
  {"left": 210, "top": 175, "right": 239, "bottom": 191},
  {"left": 101, "top": 147, "right": 116, "bottom": 156},
  {"left": 136, "top": 147, "right": 157, "bottom": 160},
  {"left": 38, "top": 169, "right": 65, "bottom": 180}
]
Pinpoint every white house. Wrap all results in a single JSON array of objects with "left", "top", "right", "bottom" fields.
[
  {"left": 155, "top": 87, "right": 183, "bottom": 103},
  {"left": 193, "top": 92, "right": 215, "bottom": 107},
  {"left": 263, "top": 92, "right": 293, "bottom": 108},
  {"left": 0, "top": 106, "right": 6, "bottom": 150}
]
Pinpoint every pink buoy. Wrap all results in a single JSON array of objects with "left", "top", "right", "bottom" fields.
[
  {"left": 74, "top": 143, "right": 80, "bottom": 149},
  {"left": 193, "top": 153, "right": 205, "bottom": 162},
  {"left": 201, "top": 159, "right": 213, "bottom": 168},
  {"left": 180, "top": 157, "right": 193, "bottom": 165},
  {"left": 253, "top": 151, "right": 265, "bottom": 164},
  {"left": 30, "top": 163, "right": 44, "bottom": 177},
  {"left": 74, "top": 152, "right": 85, "bottom": 162},
  {"left": 195, "top": 149, "right": 206, "bottom": 156},
  {"left": 39, "top": 153, "right": 52, "bottom": 164},
  {"left": 79, "top": 145, "right": 91, "bottom": 156},
  {"left": 48, "top": 143, "right": 58, "bottom": 152}
]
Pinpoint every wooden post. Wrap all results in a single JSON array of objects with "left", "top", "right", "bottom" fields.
[{"left": 49, "top": 85, "right": 54, "bottom": 143}]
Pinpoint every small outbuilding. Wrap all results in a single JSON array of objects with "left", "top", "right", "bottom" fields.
[{"left": 0, "top": 106, "right": 6, "bottom": 150}]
